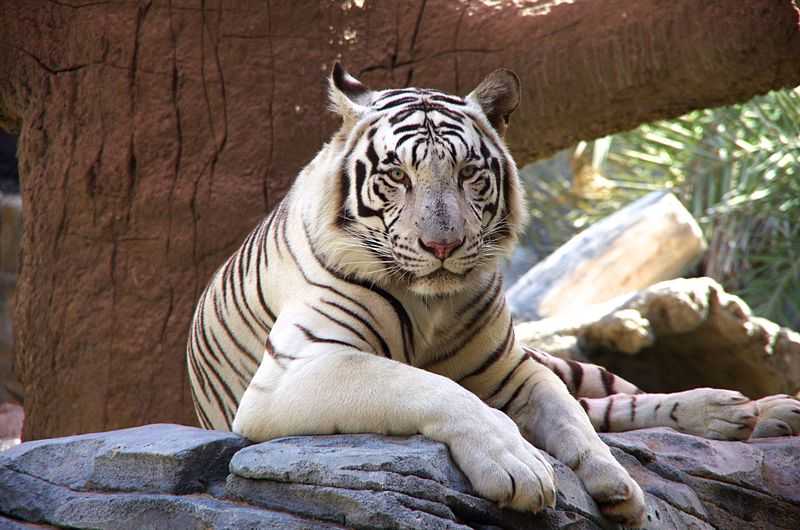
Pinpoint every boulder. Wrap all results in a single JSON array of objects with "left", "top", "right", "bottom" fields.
[
  {"left": 1, "top": 424, "right": 799, "bottom": 529},
  {"left": 516, "top": 277, "right": 800, "bottom": 396},
  {"left": 506, "top": 191, "right": 706, "bottom": 322}
]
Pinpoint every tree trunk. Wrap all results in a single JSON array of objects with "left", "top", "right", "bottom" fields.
[{"left": 0, "top": 0, "right": 798, "bottom": 439}]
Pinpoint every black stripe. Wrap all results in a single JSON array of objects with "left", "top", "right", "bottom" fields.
[
  {"left": 295, "top": 324, "right": 359, "bottom": 350},
  {"left": 310, "top": 305, "right": 373, "bottom": 352},
  {"left": 601, "top": 369, "right": 615, "bottom": 396},
  {"left": 187, "top": 345, "right": 210, "bottom": 400},
  {"left": 233, "top": 250, "right": 269, "bottom": 337},
  {"left": 436, "top": 120, "right": 465, "bottom": 131},
  {"left": 212, "top": 289, "right": 260, "bottom": 367},
  {"left": 500, "top": 374, "right": 533, "bottom": 414},
  {"left": 336, "top": 127, "right": 372, "bottom": 228},
  {"left": 208, "top": 325, "right": 253, "bottom": 383},
  {"left": 283, "top": 217, "right": 387, "bottom": 339},
  {"left": 321, "top": 298, "right": 390, "bottom": 358},
  {"left": 219, "top": 255, "right": 235, "bottom": 309},
  {"left": 337, "top": 166, "right": 351, "bottom": 227},
  {"left": 459, "top": 322, "right": 514, "bottom": 381},
  {"left": 487, "top": 354, "right": 528, "bottom": 401},
  {"left": 376, "top": 96, "right": 418, "bottom": 111},
  {"left": 190, "top": 383, "right": 215, "bottom": 430},
  {"left": 192, "top": 330, "right": 239, "bottom": 417},
  {"left": 396, "top": 133, "right": 418, "bottom": 149},
  {"left": 241, "top": 225, "right": 257, "bottom": 273},
  {"left": 194, "top": 293, "right": 229, "bottom": 373},
  {"left": 469, "top": 116, "right": 513, "bottom": 227},
  {"left": 389, "top": 107, "right": 420, "bottom": 125},
  {"left": 301, "top": 221, "right": 416, "bottom": 363},
  {"left": 373, "top": 88, "right": 420, "bottom": 102},
  {"left": 272, "top": 200, "right": 288, "bottom": 259},
  {"left": 602, "top": 396, "right": 615, "bottom": 432},
  {"left": 255, "top": 213, "right": 278, "bottom": 323},
  {"left": 669, "top": 403, "right": 679, "bottom": 423},
  {"left": 523, "top": 346, "right": 547, "bottom": 365},
  {"left": 451, "top": 273, "right": 499, "bottom": 332},
  {"left": 189, "top": 333, "right": 236, "bottom": 426},
  {"left": 429, "top": 94, "right": 466, "bottom": 106},
  {"left": 195, "top": 295, "right": 237, "bottom": 371},
  {"left": 393, "top": 123, "right": 420, "bottom": 135},
  {"left": 354, "top": 159, "right": 382, "bottom": 219},
  {"left": 550, "top": 363, "right": 566, "bottom": 386},
  {"left": 431, "top": 106, "right": 467, "bottom": 122},
  {"left": 436, "top": 277, "right": 504, "bottom": 362},
  {"left": 266, "top": 337, "right": 298, "bottom": 363},
  {"left": 566, "top": 360, "right": 584, "bottom": 395}
]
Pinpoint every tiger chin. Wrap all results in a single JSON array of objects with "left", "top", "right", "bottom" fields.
[{"left": 187, "top": 63, "right": 800, "bottom": 528}]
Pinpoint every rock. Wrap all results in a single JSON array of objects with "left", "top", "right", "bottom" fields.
[
  {"left": 226, "top": 434, "right": 603, "bottom": 529},
  {"left": 0, "top": 514, "right": 57, "bottom": 529},
  {"left": 506, "top": 191, "right": 706, "bottom": 322},
  {"left": 0, "top": 424, "right": 248, "bottom": 496},
  {"left": 516, "top": 277, "right": 800, "bottom": 396},
  {"left": 601, "top": 430, "right": 800, "bottom": 530},
  {"left": 1, "top": 424, "right": 799, "bottom": 529}
]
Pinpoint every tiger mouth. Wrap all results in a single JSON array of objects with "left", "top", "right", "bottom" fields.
[{"left": 415, "top": 268, "right": 468, "bottom": 281}]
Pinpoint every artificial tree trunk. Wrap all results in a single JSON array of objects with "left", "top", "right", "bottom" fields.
[{"left": 0, "top": 0, "right": 798, "bottom": 439}]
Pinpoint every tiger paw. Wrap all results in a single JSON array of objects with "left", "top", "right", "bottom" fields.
[
  {"left": 575, "top": 452, "right": 646, "bottom": 527},
  {"left": 668, "top": 388, "right": 759, "bottom": 440},
  {"left": 443, "top": 407, "right": 557, "bottom": 513},
  {"left": 751, "top": 394, "right": 800, "bottom": 438}
]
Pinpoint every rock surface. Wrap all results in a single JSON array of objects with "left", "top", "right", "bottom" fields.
[
  {"left": 1, "top": 424, "right": 798, "bottom": 529},
  {"left": 516, "top": 277, "right": 800, "bottom": 397}
]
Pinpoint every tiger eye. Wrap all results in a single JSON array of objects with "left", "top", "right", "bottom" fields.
[
  {"left": 460, "top": 165, "right": 477, "bottom": 179},
  {"left": 389, "top": 168, "right": 407, "bottom": 183}
]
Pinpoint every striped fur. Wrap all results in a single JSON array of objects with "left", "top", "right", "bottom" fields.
[{"left": 187, "top": 65, "right": 799, "bottom": 525}]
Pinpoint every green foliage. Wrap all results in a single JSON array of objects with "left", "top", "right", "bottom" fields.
[{"left": 518, "top": 87, "right": 800, "bottom": 328}]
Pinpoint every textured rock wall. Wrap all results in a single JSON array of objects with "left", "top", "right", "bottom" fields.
[{"left": 1, "top": 424, "right": 798, "bottom": 529}]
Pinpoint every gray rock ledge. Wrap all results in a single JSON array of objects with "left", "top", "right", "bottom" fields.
[{"left": 0, "top": 424, "right": 798, "bottom": 529}]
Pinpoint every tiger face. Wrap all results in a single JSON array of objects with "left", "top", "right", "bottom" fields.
[{"left": 323, "top": 64, "right": 526, "bottom": 296}]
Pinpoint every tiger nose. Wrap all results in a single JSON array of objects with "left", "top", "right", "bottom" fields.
[{"left": 419, "top": 237, "right": 464, "bottom": 260}]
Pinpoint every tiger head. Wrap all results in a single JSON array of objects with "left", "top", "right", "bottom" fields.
[{"left": 318, "top": 63, "right": 527, "bottom": 297}]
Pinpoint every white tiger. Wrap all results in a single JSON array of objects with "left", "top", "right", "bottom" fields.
[{"left": 187, "top": 64, "right": 800, "bottom": 527}]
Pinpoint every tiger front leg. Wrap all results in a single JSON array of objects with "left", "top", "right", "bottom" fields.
[
  {"left": 233, "top": 340, "right": 556, "bottom": 512},
  {"left": 489, "top": 353, "right": 647, "bottom": 527}
]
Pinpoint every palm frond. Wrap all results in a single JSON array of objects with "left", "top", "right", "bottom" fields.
[{"left": 517, "top": 86, "right": 800, "bottom": 328}]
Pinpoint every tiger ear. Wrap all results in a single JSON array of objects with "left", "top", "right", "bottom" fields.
[
  {"left": 466, "top": 69, "right": 520, "bottom": 137},
  {"left": 329, "top": 62, "right": 373, "bottom": 126}
]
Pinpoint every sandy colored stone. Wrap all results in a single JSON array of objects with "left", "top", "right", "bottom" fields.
[{"left": 516, "top": 278, "right": 800, "bottom": 396}]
